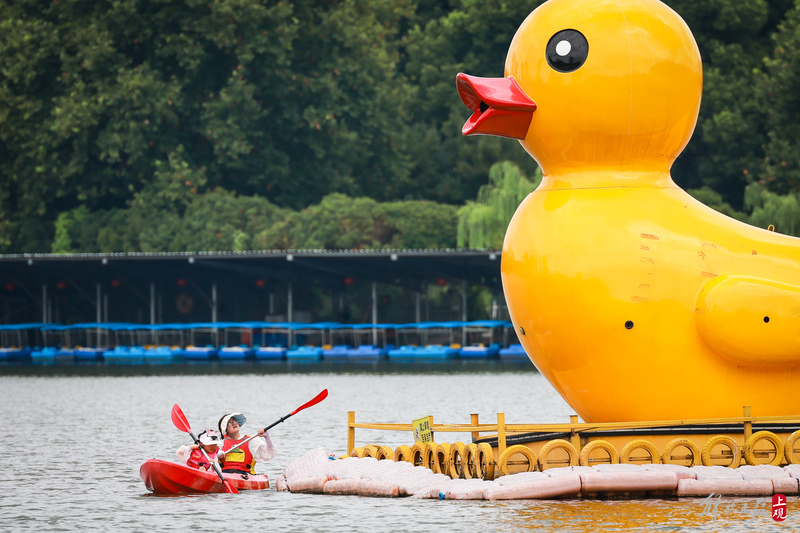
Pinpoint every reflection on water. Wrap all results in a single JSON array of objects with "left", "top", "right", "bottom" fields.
[
  {"left": 1, "top": 366, "right": 797, "bottom": 532},
  {"left": 0, "top": 359, "right": 538, "bottom": 377},
  {"left": 493, "top": 497, "right": 799, "bottom": 532}
]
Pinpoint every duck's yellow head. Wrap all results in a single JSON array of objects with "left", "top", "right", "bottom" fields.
[{"left": 457, "top": 0, "right": 703, "bottom": 177}]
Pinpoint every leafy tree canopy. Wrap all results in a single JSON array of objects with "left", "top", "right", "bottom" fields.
[
  {"left": 759, "top": 0, "right": 800, "bottom": 195},
  {"left": 3, "top": 0, "right": 800, "bottom": 251},
  {"left": 253, "top": 192, "right": 457, "bottom": 250},
  {"left": 745, "top": 182, "right": 800, "bottom": 236},
  {"left": 1, "top": 0, "right": 416, "bottom": 251},
  {"left": 457, "top": 161, "right": 541, "bottom": 249}
]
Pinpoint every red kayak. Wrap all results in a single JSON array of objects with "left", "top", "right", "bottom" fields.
[{"left": 140, "top": 459, "right": 269, "bottom": 494}]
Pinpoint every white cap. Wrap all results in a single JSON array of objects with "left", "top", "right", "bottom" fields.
[
  {"left": 219, "top": 413, "right": 246, "bottom": 436},
  {"left": 199, "top": 429, "right": 223, "bottom": 446}
]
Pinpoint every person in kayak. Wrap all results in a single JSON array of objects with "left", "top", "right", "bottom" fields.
[
  {"left": 175, "top": 429, "right": 223, "bottom": 471},
  {"left": 217, "top": 412, "right": 277, "bottom": 475}
]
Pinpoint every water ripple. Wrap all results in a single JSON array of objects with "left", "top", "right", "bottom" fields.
[{"left": 2, "top": 372, "right": 797, "bottom": 532}]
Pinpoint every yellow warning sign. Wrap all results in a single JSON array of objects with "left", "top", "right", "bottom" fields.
[{"left": 412, "top": 415, "right": 434, "bottom": 443}]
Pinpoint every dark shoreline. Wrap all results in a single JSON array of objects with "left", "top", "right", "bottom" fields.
[{"left": 0, "top": 359, "right": 538, "bottom": 377}]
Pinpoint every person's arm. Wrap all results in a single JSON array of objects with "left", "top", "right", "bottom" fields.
[
  {"left": 249, "top": 430, "right": 277, "bottom": 461},
  {"left": 176, "top": 444, "right": 197, "bottom": 463}
]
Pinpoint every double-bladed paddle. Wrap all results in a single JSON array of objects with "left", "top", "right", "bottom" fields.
[
  {"left": 171, "top": 404, "right": 239, "bottom": 494},
  {"left": 218, "top": 388, "right": 329, "bottom": 458}
]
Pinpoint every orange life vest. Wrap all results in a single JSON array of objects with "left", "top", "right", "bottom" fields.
[
  {"left": 220, "top": 436, "right": 256, "bottom": 474},
  {"left": 186, "top": 448, "right": 218, "bottom": 470}
]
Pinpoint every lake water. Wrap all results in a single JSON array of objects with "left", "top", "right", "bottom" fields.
[{"left": 1, "top": 361, "right": 796, "bottom": 532}]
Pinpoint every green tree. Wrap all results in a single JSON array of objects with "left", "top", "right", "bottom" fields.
[
  {"left": 171, "top": 188, "right": 288, "bottom": 252},
  {"left": 379, "top": 199, "right": 457, "bottom": 249},
  {"left": 759, "top": 0, "right": 800, "bottom": 195},
  {"left": 254, "top": 193, "right": 456, "bottom": 250},
  {"left": 99, "top": 145, "right": 208, "bottom": 252},
  {"left": 0, "top": 0, "right": 417, "bottom": 252},
  {"left": 664, "top": 0, "right": 794, "bottom": 208},
  {"left": 744, "top": 182, "right": 800, "bottom": 236},
  {"left": 53, "top": 167, "right": 288, "bottom": 253},
  {"left": 457, "top": 161, "right": 541, "bottom": 249},
  {"left": 255, "top": 194, "right": 382, "bottom": 250},
  {"left": 217, "top": 0, "right": 416, "bottom": 206},
  {"left": 0, "top": 0, "right": 294, "bottom": 251},
  {"left": 52, "top": 205, "right": 91, "bottom": 253}
]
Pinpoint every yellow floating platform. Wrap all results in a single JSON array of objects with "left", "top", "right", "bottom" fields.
[{"left": 346, "top": 409, "right": 800, "bottom": 480}]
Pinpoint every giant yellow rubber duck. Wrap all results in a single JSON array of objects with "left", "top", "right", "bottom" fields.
[{"left": 457, "top": 0, "right": 800, "bottom": 423}]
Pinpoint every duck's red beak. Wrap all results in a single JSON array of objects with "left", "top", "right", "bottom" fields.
[{"left": 456, "top": 73, "right": 536, "bottom": 139}]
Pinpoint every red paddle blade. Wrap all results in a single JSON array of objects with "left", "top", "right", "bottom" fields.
[
  {"left": 223, "top": 479, "right": 239, "bottom": 494},
  {"left": 171, "top": 404, "right": 191, "bottom": 433},
  {"left": 214, "top": 464, "right": 239, "bottom": 494},
  {"left": 290, "top": 389, "right": 328, "bottom": 416}
]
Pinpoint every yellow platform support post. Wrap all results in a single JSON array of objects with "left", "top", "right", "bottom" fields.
[
  {"left": 497, "top": 412, "right": 506, "bottom": 454},
  {"left": 471, "top": 413, "right": 480, "bottom": 442},
  {"left": 570, "top": 415, "right": 582, "bottom": 453},
  {"left": 348, "top": 411, "right": 355, "bottom": 455},
  {"left": 743, "top": 406, "right": 752, "bottom": 441}
]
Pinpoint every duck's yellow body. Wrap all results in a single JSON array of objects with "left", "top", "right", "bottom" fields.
[
  {"left": 504, "top": 179, "right": 800, "bottom": 422},
  {"left": 458, "top": 0, "right": 800, "bottom": 422}
]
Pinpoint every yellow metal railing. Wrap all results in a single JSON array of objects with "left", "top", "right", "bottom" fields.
[{"left": 346, "top": 407, "right": 800, "bottom": 455}]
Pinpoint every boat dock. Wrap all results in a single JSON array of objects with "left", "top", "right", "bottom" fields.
[{"left": 0, "top": 320, "right": 525, "bottom": 365}]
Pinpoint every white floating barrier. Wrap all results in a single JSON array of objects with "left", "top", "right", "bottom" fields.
[
  {"left": 676, "top": 478, "right": 773, "bottom": 497},
  {"left": 442, "top": 479, "right": 493, "bottom": 500},
  {"left": 280, "top": 449, "right": 800, "bottom": 500},
  {"left": 690, "top": 465, "right": 743, "bottom": 481},
  {"left": 394, "top": 471, "right": 439, "bottom": 497},
  {"left": 323, "top": 478, "right": 361, "bottom": 495},
  {"left": 580, "top": 471, "right": 679, "bottom": 493},
  {"left": 288, "top": 475, "right": 328, "bottom": 493},
  {"left": 785, "top": 464, "right": 800, "bottom": 478},
  {"left": 495, "top": 472, "right": 548, "bottom": 486},
  {"left": 357, "top": 479, "right": 400, "bottom": 498},
  {"left": 737, "top": 464, "right": 790, "bottom": 480},
  {"left": 276, "top": 475, "right": 288, "bottom": 492},
  {"left": 417, "top": 474, "right": 454, "bottom": 499},
  {"left": 590, "top": 463, "right": 645, "bottom": 472},
  {"left": 283, "top": 447, "right": 332, "bottom": 482},
  {"left": 545, "top": 465, "right": 593, "bottom": 476},
  {"left": 772, "top": 477, "right": 800, "bottom": 495},
  {"left": 642, "top": 464, "right": 696, "bottom": 480},
  {"left": 484, "top": 474, "right": 582, "bottom": 500}
]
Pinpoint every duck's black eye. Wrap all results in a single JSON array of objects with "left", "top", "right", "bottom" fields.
[{"left": 546, "top": 29, "right": 588, "bottom": 73}]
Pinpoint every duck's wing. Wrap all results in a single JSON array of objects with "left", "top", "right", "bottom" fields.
[{"left": 696, "top": 275, "right": 800, "bottom": 366}]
